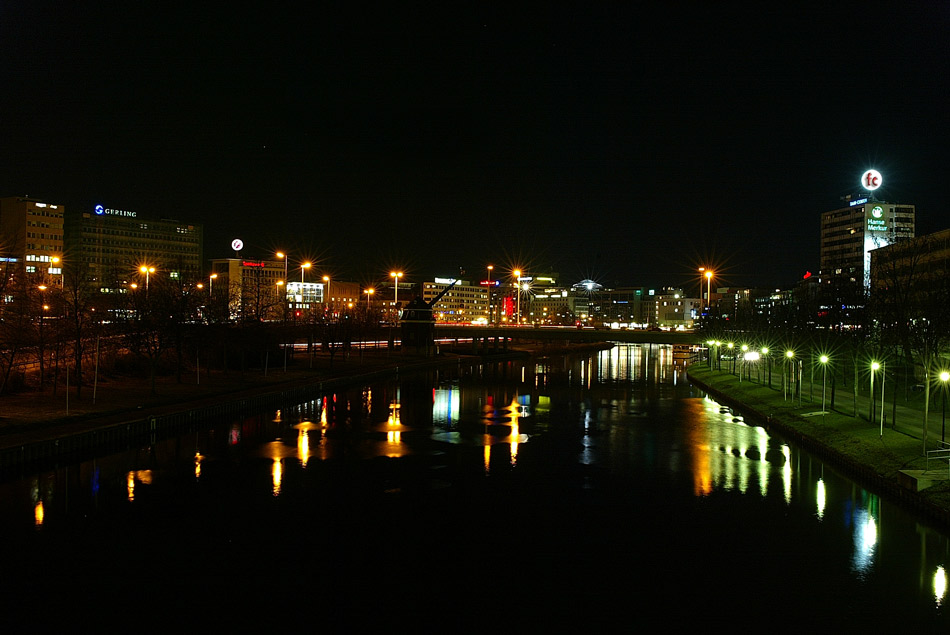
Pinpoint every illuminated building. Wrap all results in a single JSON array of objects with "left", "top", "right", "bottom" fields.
[
  {"left": 421, "top": 277, "right": 488, "bottom": 323},
  {"left": 0, "top": 196, "right": 65, "bottom": 282},
  {"left": 210, "top": 257, "right": 309, "bottom": 321},
  {"left": 819, "top": 195, "right": 915, "bottom": 290},
  {"left": 64, "top": 203, "right": 203, "bottom": 293}
]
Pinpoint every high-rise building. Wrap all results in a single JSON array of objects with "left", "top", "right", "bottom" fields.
[
  {"left": 819, "top": 194, "right": 915, "bottom": 289},
  {"left": 64, "top": 203, "right": 203, "bottom": 293},
  {"left": 0, "top": 196, "right": 65, "bottom": 282}
]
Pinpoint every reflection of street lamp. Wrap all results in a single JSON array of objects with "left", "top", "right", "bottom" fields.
[
  {"left": 819, "top": 355, "right": 829, "bottom": 419},
  {"left": 940, "top": 371, "right": 950, "bottom": 443}
]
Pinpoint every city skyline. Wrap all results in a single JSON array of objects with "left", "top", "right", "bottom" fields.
[{"left": 1, "top": 4, "right": 947, "bottom": 289}]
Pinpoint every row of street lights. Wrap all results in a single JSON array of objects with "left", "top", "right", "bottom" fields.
[{"left": 707, "top": 341, "right": 950, "bottom": 442}]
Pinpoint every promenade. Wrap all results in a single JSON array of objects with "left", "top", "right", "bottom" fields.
[{"left": 687, "top": 362, "right": 950, "bottom": 528}]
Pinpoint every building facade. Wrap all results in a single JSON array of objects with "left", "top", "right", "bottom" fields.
[
  {"left": 0, "top": 196, "right": 65, "bottom": 283},
  {"left": 64, "top": 203, "right": 203, "bottom": 293},
  {"left": 819, "top": 195, "right": 915, "bottom": 289},
  {"left": 420, "top": 277, "right": 489, "bottom": 323}
]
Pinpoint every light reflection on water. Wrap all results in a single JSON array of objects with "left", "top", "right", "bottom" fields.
[{"left": 1, "top": 344, "right": 949, "bottom": 624}]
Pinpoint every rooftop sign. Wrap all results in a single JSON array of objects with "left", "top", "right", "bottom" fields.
[
  {"left": 861, "top": 169, "right": 882, "bottom": 191},
  {"left": 94, "top": 204, "right": 137, "bottom": 218}
]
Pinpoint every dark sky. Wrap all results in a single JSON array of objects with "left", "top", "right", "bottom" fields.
[{"left": 2, "top": 3, "right": 948, "bottom": 291}]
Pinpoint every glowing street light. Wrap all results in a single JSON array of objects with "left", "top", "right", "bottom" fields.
[
  {"left": 870, "top": 361, "right": 881, "bottom": 430},
  {"left": 276, "top": 251, "right": 288, "bottom": 283},
  {"left": 785, "top": 351, "right": 795, "bottom": 401},
  {"left": 209, "top": 273, "right": 217, "bottom": 297},
  {"left": 705, "top": 270, "right": 713, "bottom": 314},
  {"left": 819, "top": 355, "right": 829, "bottom": 419},
  {"left": 940, "top": 371, "right": 950, "bottom": 442},
  {"left": 365, "top": 287, "right": 374, "bottom": 309},
  {"left": 761, "top": 347, "right": 771, "bottom": 388},
  {"left": 139, "top": 265, "right": 156, "bottom": 292},
  {"left": 390, "top": 271, "right": 403, "bottom": 320},
  {"left": 301, "top": 262, "right": 311, "bottom": 283},
  {"left": 513, "top": 269, "right": 522, "bottom": 325},
  {"left": 487, "top": 265, "right": 494, "bottom": 325}
]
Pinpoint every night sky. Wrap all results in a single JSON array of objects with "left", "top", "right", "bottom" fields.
[{"left": 2, "top": 3, "right": 948, "bottom": 291}]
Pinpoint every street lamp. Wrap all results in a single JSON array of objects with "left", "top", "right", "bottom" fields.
[
  {"left": 390, "top": 271, "right": 403, "bottom": 322},
  {"left": 785, "top": 351, "right": 794, "bottom": 400},
  {"left": 762, "top": 347, "right": 771, "bottom": 388},
  {"left": 705, "top": 270, "right": 713, "bottom": 315},
  {"left": 727, "top": 342, "right": 735, "bottom": 375},
  {"left": 819, "top": 355, "right": 829, "bottom": 420},
  {"left": 139, "top": 265, "right": 156, "bottom": 292},
  {"left": 870, "top": 361, "right": 880, "bottom": 428},
  {"left": 276, "top": 251, "right": 288, "bottom": 284},
  {"left": 301, "top": 262, "right": 311, "bottom": 283},
  {"left": 940, "top": 371, "right": 950, "bottom": 443},
  {"left": 487, "top": 265, "right": 494, "bottom": 325},
  {"left": 365, "top": 287, "right": 374, "bottom": 310},
  {"left": 209, "top": 273, "right": 217, "bottom": 297},
  {"left": 513, "top": 269, "right": 522, "bottom": 325}
]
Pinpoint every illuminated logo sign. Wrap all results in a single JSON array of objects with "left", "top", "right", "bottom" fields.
[
  {"left": 241, "top": 261, "right": 265, "bottom": 267},
  {"left": 862, "top": 169, "right": 882, "bottom": 191},
  {"left": 849, "top": 198, "right": 868, "bottom": 207},
  {"left": 480, "top": 280, "right": 501, "bottom": 287},
  {"left": 94, "top": 204, "right": 136, "bottom": 217},
  {"left": 434, "top": 277, "right": 457, "bottom": 285},
  {"left": 871, "top": 205, "right": 884, "bottom": 218},
  {"left": 231, "top": 238, "right": 244, "bottom": 251}
]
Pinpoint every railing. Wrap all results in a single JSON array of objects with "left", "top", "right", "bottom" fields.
[{"left": 926, "top": 442, "right": 950, "bottom": 477}]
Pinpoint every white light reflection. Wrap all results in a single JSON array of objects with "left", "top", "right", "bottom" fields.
[
  {"left": 935, "top": 566, "right": 947, "bottom": 606},
  {"left": 782, "top": 445, "right": 792, "bottom": 504},
  {"left": 816, "top": 479, "right": 826, "bottom": 520},
  {"left": 852, "top": 509, "right": 878, "bottom": 574}
]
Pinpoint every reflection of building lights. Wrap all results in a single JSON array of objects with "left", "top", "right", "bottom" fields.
[
  {"left": 195, "top": 452, "right": 203, "bottom": 480},
  {"left": 816, "top": 479, "right": 826, "bottom": 520},
  {"left": 127, "top": 473, "right": 136, "bottom": 502},
  {"left": 484, "top": 444, "right": 491, "bottom": 474},
  {"left": 34, "top": 501, "right": 44, "bottom": 527},
  {"left": 387, "top": 430, "right": 401, "bottom": 444},
  {"left": 935, "top": 566, "right": 947, "bottom": 606}
]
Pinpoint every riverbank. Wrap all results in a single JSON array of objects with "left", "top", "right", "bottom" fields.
[{"left": 687, "top": 363, "right": 950, "bottom": 530}]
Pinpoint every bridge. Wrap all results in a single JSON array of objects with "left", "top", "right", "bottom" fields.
[{"left": 433, "top": 324, "right": 700, "bottom": 346}]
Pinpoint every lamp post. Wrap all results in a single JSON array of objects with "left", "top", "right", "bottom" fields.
[
  {"left": 139, "top": 265, "right": 155, "bottom": 293},
  {"left": 513, "top": 269, "right": 521, "bottom": 325},
  {"left": 487, "top": 265, "right": 494, "bottom": 325},
  {"left": 323, "top": 275, "right": 331, "bottom": 317},
  {"left": 276, "top": 251, "right": 288, "bottom": 284},
  {"left": 785, "top": 351, "right": 794, "bottom": 400},
  {"left": 870, "top": 361, "right": 880, "bottom": 427},
  {"left": 209, "top": 273, "right": 217, "bottom": 297},
  {"left": 727, "top": 342, "right": 735, "bottom": 375},
  {"left": 705, "top": 270, "right": 713, "bottom": 316},
  {"left": 762, "top": 347, "right": 771, "bottom": 388},
  {"left": 301, "top": 262, "right": 311, "bottom": 283},
  {"left": 819, "top": 355, "right": 829, "bottom": 419},
  {"left": 365, "top": 287, "right": 374, "bottom": 310},
  {"left": 390, "top": 271, "right": 403, "bottom": 323},
  {"left": 940, "top": 371, "right": 950, "bottom": 443}
]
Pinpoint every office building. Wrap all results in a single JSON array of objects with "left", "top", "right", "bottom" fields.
[
  {"left": 0, "top": 196, "right": 65, "bottom": 283},
  {"left": 819, "top": 195, "right": 915, "bottom": 289},
  {"left": 64, "top": 203, "right": 203, "bottom": 293}
]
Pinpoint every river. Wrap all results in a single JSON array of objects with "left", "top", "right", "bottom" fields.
[{"left": 1, "top": 344, "right": 948, "bottom": 630}]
